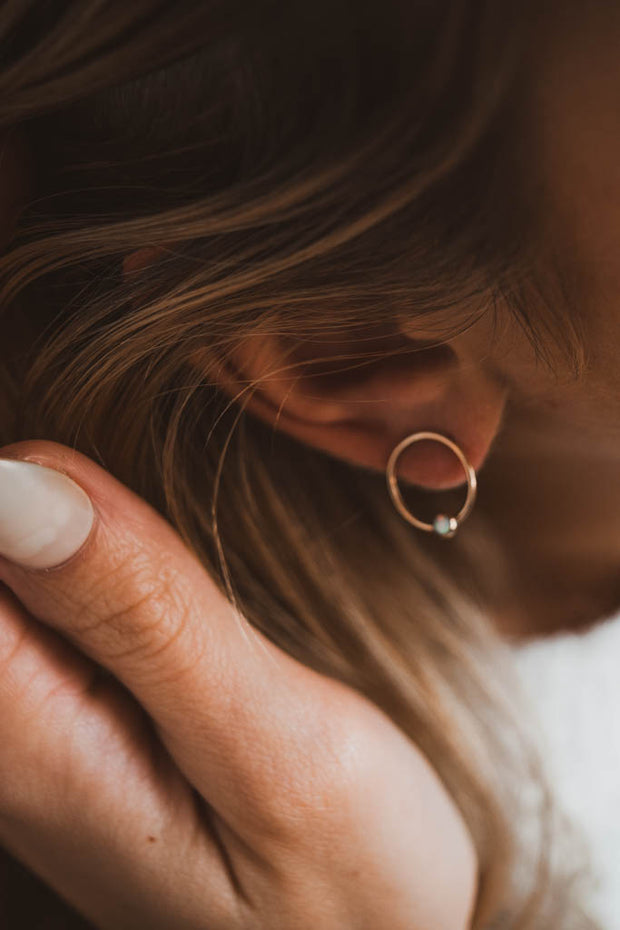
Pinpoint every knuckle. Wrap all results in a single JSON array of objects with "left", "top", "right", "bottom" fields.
[
  {"left": 59, "top": 541, "right": 196, "bottom": 673},
  {"left": 233, "top": 706, "right": 382, "bottom": 912},
  {"left": 312, "top": 700, "right": 383, "bottom": 815},
  {"left": 243, "top": 692, "right": 376, "bottom": 850}
]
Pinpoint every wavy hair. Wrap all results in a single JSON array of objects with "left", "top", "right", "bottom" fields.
[{"left": 0, "top": 1, "right": 597, "bottom": 925}]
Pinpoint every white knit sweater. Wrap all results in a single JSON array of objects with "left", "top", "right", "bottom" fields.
[{"left": 511, "top": 613, "right": 620, "bottom": 928}]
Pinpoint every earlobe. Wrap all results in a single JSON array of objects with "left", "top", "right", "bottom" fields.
[{"left": 189, "top": 329, "right": 508, "bottom": 492}]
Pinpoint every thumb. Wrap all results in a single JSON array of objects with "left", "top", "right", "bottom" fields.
[{"left": 0, "top": 441, "right": 351, "bottom": 840}]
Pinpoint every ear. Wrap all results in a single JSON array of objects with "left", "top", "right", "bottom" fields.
[
  {"left": 190, "top": 322, "right": 507, "bottom": 490},
  {"left": 122, "top": 247, "right": 506, "bottom": 489}
]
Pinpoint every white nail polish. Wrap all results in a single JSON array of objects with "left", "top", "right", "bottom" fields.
[{"left": 0, "top": 459, "right": 95, "bottom": 569}]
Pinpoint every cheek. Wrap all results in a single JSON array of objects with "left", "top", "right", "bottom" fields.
[
  {"left": 525, "top": 4, "right": 620, "bottom": 340},
  {"left": 488, "top": 4, "right": 620, "bottom": 425}
]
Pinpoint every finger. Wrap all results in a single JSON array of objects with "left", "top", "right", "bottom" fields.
[
  {"left": 0, "top": 585, "right": 238, "bottom": 929},
  {"left": 0, "top": 441, "right": 352, "bottom": 838}
]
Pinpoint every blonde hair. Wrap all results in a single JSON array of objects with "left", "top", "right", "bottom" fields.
[{"left": 0, "top": 0, "right": 598, "bottom": 924}]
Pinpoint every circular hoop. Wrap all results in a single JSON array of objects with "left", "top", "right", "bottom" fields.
[{"left": 385, "top": 431, "right": 477, "bottom": 538}]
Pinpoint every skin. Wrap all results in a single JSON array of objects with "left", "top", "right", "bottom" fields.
[
  {"left": 478, "top": 0, "right": 620, "bottom": 637},
  {"left": 216, "top": 0, "right": 620, "bottom": 641},
  {"left": 0, "top": 0, "right": 619, "bottom": 925},
  {"left": 0, "top": 440, "right": 478, "bottom": 929}
]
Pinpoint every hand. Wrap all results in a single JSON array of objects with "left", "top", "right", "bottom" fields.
[{"left": 0, "top": 441, "right": 476, "bottom": 930}]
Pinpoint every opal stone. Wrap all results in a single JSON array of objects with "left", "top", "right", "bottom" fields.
[{"left": 433, "top": 514, "right": 457, "bottom": 537}]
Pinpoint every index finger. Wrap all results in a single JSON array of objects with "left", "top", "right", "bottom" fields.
[{"left": 0, "top": 441, "right": 352, "bottom": 837}]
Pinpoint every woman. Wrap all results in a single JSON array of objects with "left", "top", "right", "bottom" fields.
[{"left": 0, "top": 0, "right": 615, "bottom": 925}]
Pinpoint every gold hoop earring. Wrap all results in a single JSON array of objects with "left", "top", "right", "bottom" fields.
[{"left": 385, "top": 431, "right": 477, "bottom": 539}]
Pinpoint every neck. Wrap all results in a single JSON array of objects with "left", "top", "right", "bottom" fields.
[{"left": 479, "top": 401, "right": 620, "bottom": 641}]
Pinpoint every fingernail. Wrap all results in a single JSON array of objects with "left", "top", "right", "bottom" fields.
[{"left": 0, "top": 459, "right": 95, "bottom": 569}]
